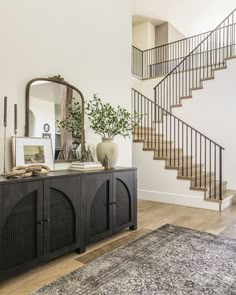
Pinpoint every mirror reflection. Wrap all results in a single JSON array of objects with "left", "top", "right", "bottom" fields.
[{"left": 28, "top": 81, "right": 83, "bottom": 161}]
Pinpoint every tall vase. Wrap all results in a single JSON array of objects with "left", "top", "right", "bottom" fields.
[{"left": 96, "top": 137, "right": 119, "bottom": 169}]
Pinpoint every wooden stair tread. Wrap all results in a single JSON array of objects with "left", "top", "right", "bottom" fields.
[
  {"left": 133, "top": 137, "right": 170, "bottom": 142},
  {"left": 204, "top": 189, "right": 236, "bottom": 203},
  {"left": 200, "top": 77, "right": 215, "bottom": 81},
  {"left": 177, "top": 173, "right": 215, "bottom": 181},
  {"left": 171, "top": 104, "right": 182, "bottom": 108},
  {"left": 180, "top": 95, "right": 192, "bottom": 99},
  {"left": 190, "top": 180, "right": 227, "bottom": 192},
  {"left": 190, "top": 86, "right": 203, "bottom": 91},
  {"left": 133, "top": 131, "right": 165, "bottom": 136},
  {"left": 154, "top": 147, "right": 182, "bottom": 151},
  {"left": 224, "top": 55, "right": 236, "bottom": 61},
  {"left": 222, "top": 189, "right": 236, "bottom": 199},
  {"left": 212, "top": 66, "right": 227, "bottom": 71}
]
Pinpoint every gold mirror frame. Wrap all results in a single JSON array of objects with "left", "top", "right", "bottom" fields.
[{"left": 25, "top": 75, "right": 85, "bottom": 161}]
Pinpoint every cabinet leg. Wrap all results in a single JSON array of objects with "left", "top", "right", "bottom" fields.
[
  {"left": 129, "top": 224, "right": 137, "bottom": 231},
  {"left": 76, "top": 247, "right": 86, "bottom": 254}
]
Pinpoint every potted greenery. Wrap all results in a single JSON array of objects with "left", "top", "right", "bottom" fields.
[
  {"left": 56, "top": 97, "right": 82, "bottom": 140},
  {"left": 86, "top": 94, "right": 140, "bottom": 168}
]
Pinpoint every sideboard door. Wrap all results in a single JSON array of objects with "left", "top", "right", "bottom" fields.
[
  {"left": 43, "top": 176, "right": 82, "bottom": 261},
  {"left": 0, "top": 181, "right": 44, "bottom": 280},
  {"left": 112, "top": 170, "right": 137, "bottom": 233},
  {"left": 81, "top": 173, "right": 113, "bottom": 244}
]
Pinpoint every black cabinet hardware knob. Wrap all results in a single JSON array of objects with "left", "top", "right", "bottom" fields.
[
  {"left": 44, "top": 219, "right": 51, "bottom": 222},
  {"left": 38, "top": 221, "right": 44, "bottom": 224},
  {"left": 109, "top": 202, "right": 117, "bottom": 206}
]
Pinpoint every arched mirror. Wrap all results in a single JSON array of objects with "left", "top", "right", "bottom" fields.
[{"left": 25, "top": 75, "right": 85, "bottom": 162}]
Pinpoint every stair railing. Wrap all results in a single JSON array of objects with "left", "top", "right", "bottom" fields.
[
  {"left": 154, "top": 9, "right": 236, "bottom": 112},
  {"left": 132, "top": 46, "right": 143, "bottom": 79},
  {"left": 132, "top": 16, "right": 235, "bottom": 80},
  {"left": 143, "top": 30, "right": 210, "bottom": 79},
  {"left": 132, "top": 88, "right": 224, "bottom": 200},
  {"left": 132, "top": 30, "right": 210, "bottom": 79}
]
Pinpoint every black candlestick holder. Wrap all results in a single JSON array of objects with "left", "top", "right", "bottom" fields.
[{"left": 2, "top": 125, "right": 7, "bottom": 175}]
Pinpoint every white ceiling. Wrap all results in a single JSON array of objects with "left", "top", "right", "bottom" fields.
[{"left": 132, "top": 0, "right": 236, "bottom": 36}]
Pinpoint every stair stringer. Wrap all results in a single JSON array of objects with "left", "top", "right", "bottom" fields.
[{"left": 133, "top": 142, "right": 225, "bottom": 210}]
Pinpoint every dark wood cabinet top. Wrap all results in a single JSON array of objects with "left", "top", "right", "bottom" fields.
[{"left": 0, "top": 167, "right": 137, "bottom": 184}]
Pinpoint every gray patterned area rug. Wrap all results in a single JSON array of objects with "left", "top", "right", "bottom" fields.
[{"left": 32, "top": 224, "right": 236, "bottom": 295}]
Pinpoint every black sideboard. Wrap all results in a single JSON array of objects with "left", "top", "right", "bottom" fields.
[{"left": 0, "top": 167, "right": 137, "bottom": 281}]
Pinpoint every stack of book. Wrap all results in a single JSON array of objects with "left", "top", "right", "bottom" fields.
[{"left": 70, "top": 161, "right": 104, "bottom": 171}]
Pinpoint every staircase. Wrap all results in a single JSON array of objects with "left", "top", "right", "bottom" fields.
[{"left": 131, "top": 9, "right": 236, "bottom": 210}]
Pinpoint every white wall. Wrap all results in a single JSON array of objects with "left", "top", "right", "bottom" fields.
[
  {"left": 155, "top": 23, "right": 168, "bottom": 47},
  {"left": 0, "top": 0, "right": 132, "bottom": 172},
  {"left": 29, "top": 97, "right": 56, "bottom": 157},
  {"left": 132, "top": 21, "right": 155, "bottom": 50},
  {"left": 147, "top": 22, "right": 156, "bottom": 49},
  {"left": 132, "top": 76, "right": 163, "bottom": 100},
  {"left": 155, "top": 22, "right": 185, "bottom": 47},
  {"left": 133, "top": 22, "right": 148, "bottom": 50},
  {"left": 173, "top": 59, "right": 236, "bottom": 189},
  {"left": 168, "top": 23, "right": 185, "bottom": 43}
]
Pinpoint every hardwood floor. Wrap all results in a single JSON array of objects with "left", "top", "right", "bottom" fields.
[{"left": 1, "top": 199, "right": 236, "bottom": 295}]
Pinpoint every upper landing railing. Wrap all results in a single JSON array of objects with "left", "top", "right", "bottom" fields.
[{"left": 132, "top": 16, "right": 236, "bottom": 80}]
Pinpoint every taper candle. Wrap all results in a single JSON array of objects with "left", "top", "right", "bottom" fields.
[
  {"left": 14, "top": 104, "right": 17, "bottom": 133},
  {"left": 4, "top": 96, "right": 7, "bottom": 127}
]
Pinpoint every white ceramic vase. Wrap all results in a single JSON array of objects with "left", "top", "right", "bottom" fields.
[{"left": 96, "top": 137, "right": 119, "bottom": 169}]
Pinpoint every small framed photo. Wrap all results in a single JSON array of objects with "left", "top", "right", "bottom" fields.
[
  {"left": 43, "top": 123, "right": 50, "bottom": 133},
  {"left": 12, "top": 137, "right": 54, "bottom": 170}
]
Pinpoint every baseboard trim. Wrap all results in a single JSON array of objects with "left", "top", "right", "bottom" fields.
[
  {"left": 138, "top": 189, "right": 221, "bottom": 211},
  {"left": 220, "top": 195, "right": 235, "bottom": 211}
]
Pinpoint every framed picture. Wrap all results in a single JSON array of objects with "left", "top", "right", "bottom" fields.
[{"left": 12, "top": 137, "right": 54, "bottom": 170}]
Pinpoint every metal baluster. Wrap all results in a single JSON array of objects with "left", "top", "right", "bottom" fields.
[
  {"left": 205, "top": 138, "right": 207, "bottom": 190},
  {"left": 144, "top": 96, "right": 146, "bottom": 141},
  {"left": 158, "top": 105, "right": 160, "bottom": 157},
  {"left": 230, "top": 15, "right": 233, "bottom": 56},
  {"left": 191, "top": 129, "right": 193, "bottom": 177},
  {"left": 176, "top": 68, "right": 178, "bottom": 105},
  {"left": 200, "top": 135, "right": 202, "bottom": 187},
  {"left": 214, "top": 144, "right": 216, "bottom": 199},
  {"left": 227, "top": 18, "right": 230, "bottom": 57},
  {"left": 232, "top": 14, "right": 235, "bottom": 56},
  {"left": 182, "top": 122, "right": 184, "bottom": 175},
  {"left": 207, "top": 36, "right": 209, "bottom": 78},
  {"left": 162, "top": 109, "right": 164, "bottom": 157},
  {"left": 178, "top": 120, "right": 180, "bottom": 167},
  {"left": 186, "top": 125, "right": 188, "bottom": 176},
  {"left": 174, "top": 118, "right": 176, "bottom": 165},
  {"left": 166, "top": 110, "right": 168, "bottom": 158},
  {"left": 133, "top": 90, "right": 136, "bottom": 140},
  {"left": 219, "top": 23, "right": 221, "bottom": 65},
  {"left": 195, "top": 131, "right": 197, "bottom": 186},
  {"left": 137, "top": 91, "right": 139, "bottom": 138},
  {"left": 141, "top": 94, "right": 144, "bottom": 141},
  {"left": 170, "top": 114, "right": 172, "bottom": 165},
  {"left": 219, "top": 148, "right": 223, "bottom": 200},
  {"left": 209, "top": 141, "right": 212, "bottom": 199},
  {"left": 215, "top": 29, "right": 218, "bottom": 67}
]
